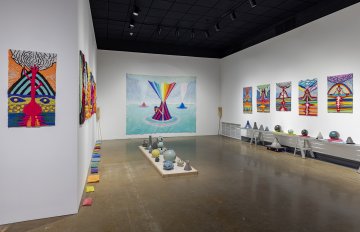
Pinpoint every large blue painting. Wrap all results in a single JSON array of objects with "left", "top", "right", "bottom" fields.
[{"left": 126, "top": 74, "right": 196, "bottom": 135}]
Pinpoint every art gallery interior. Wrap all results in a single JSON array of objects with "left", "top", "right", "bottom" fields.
[{"left": 2, "top": 0, "right": 360, "bottom": 231}]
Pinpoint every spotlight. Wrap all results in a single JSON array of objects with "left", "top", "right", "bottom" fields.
[
  {"left": 129, "top": 18, "right": 135, "bottom": 28},
  {"left": 130, "top": 32, "right": 134, "bottom": 36},
  {"left": 230, "top": 11, "right": 236, "bottom": 21},
  {"left": 191, "top": 30, "right": 195, "bottom": 39},
  {"left": 214, "top": 23, "right": 220, "bottom": 32},
  {"left": 204, "top": 30, "right": 209, "bottom": 38},
  {"left": 249, "top": 0, "right": 257, "bottom": 8},
  {"left": 132, "top": 5, "right": 140, "bottom": 16},
  {"left": 175, "top": 28, "right": 180, "bottom": 37},
  {"left": 157, "top": 26, "right": 162, "bottom": 35}
]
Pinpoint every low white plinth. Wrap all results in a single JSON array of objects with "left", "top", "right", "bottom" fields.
[{"left": 138, "top": 146, "right": 198, "bottom": 177}]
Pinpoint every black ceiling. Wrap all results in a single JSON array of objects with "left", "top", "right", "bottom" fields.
[{"left": 90, "top": 0, "right": 360, "bottom": 58}]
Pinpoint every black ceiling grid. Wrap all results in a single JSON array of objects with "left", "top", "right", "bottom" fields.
[{"left": 90, "top": 0, "right": 360, "bottom": 58}]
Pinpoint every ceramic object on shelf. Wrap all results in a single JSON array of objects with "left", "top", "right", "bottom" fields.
[
  {"left": 253, "top": 122, "right": 258, "bottom": 130},
  {"left": 265, "top": 126, "right": 269, "bottom": 131},
  {"left": 155, "top": 157, "right": 160, "bottom": 162},
  {"left": 142, "top": 140, "right": 148, "bottom": 148},
  {"left": 158, "top": 136, "right": 164, "bottom": 142},
  {"left": 151, "top": 149, "right": 160, "bottom": 158},
  {"left": 163, "top": 149, "right": 176, "bottom": 163},
  {"left": 157, "top": 141, "right": 164, "bottom": 148},
  {"left": 274, "top": 125, "right": 281, "bottom": 132},
  {"left": 152, "top": 140, "right": 158, "bottom": 149},
  {"left": 329, "top": 131, "right": 340, "bottom": 140},
  {"left": 184, "top": 160, "right": 192, "bottom": 171},
  {"left": 259, "top": 125, "right": 264, "bottom": 131},
  {"left": 149, "top": 135, "right": 152, "bottom": 146},
  {"left": 177, "top": 159, "right": 184, "bottom": 167},
  {"left": 159, "top": 147, "right": 167, "bottom": 154},
  {"left": 148, "top": 145, "right": 152, "bottom": 153},
  {"left": 163, "top": 160, "right": 174, "bottom": 170},
  {"left": 245, "top": 120, "right": 252, "bottom": 129},
  {"left": 316, "top": 132, "right": 323, "bottom": 140},
  {"left": 301, "top": 129, "right": 308, "bottom": 136},
  {"left": 346, "top": 137, "right": 355, "bottom": 144}
]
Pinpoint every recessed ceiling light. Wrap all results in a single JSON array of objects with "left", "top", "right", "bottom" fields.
[
  {"left": 133, "top": 6, "right": 140, "bottom": 16},
  {"left": 129, "top": 18, "right": 135, "bottom": 28}
]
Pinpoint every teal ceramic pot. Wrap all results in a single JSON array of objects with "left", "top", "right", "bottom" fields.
[
  {"left": 163, "top": 149, "right": 176, "bottom": 163},
  {"left": 163, "top": 160, "right": 174, "bottom": 170},
  {"left": 329, "top": 131, "right": 340, "bottom": 140},
  {"left": 301, "top": 129, "right": 308, "bottom": 136},
  {"left": 157, "top": 141, "right": 164, "bottom": 148},
  {"left": 274, "top": 125, "right": 281, "bottom": 132}
]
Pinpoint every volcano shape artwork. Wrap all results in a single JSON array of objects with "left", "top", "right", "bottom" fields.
[
  {"left": 126, "top": 74, "right": 196, "bottom": 135},
  {"left": 276, "top": 82, "right": 292, "bottom": 111},
  {"left": 8, "top": 49, "right": 57, "bottom": 127},
  {"left": 243, "top": 87, "right": 252, "bottom": 114},
  {"left": 298, "top": 79, "right": 318, "bottom": 116},
  {"left": 257, "top": 84, "right": 270, "bottom": 113},
  {"left": 327, "top": 74, "right": 353, "bottom": 113}
]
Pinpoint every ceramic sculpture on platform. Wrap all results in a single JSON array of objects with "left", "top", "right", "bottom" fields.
[
  {"left": 157, "top": 141, "right": 164, "bottom": 148},
  {"left": 259, "top": 125, "right": 264, "bottom": 131},
  {"left": 148, "top": 145, "right": 153, "bottom": 153},
  {"left": 288, "top": 129, "right": 294, "bottom": 135},
  {"left": 346, "top": 137, "right": 355, "bottom": 144},
  {"left": 177, "top": 159, "right": 184, "bottom": 167},
  {"left": 245, "top": 120, "right": 252, "bottom": 129},
  {"left": 329, "top": 131, "right": 340, "bottom": 140},
  {"left": 152, "top": 140, "right": 158, "bottom": 149},
  {"left": 163, "top": 149, "right": 176, "bottom": 163},
  {"left": 159, "top": 147, "right": 167, "bottom": 154},
  {"left": 155, "top": 157, "right": 160, "bottom": 162},
  {"left": 316, "top": 132, "right": 323, "bottom": 140},
  {"left": 274, "top": 125, "right": 281, "bottom": 132},
  {"left": 158, "top": 136, "right": 164, "bottom": 142},
  {"left": 265, "top": 126, "right": 269, "bottom": 131},
  {"left": 253, "top": 122, "right": 258, "bottom": 130},
  {"left": 151, "top": 149, "right": 160, "bottom": 158},
  {"left": 163, "top": 160, "right": 174, "bottom": 170},
  {"left": 184, "top": 160, "right": 192, "bottom": 171},
  {"left": 142, "top": 140, "right": 148, "bottom": 148},
  {"left": 148, "top": 136, "right": 152, "bottom": 148},
  {"left": 301, "top": 129, "right": 309, "bottom": 137}
]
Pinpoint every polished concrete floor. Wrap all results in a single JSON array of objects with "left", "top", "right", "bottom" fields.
[{"left": 3, "top": 136, "right": 360, "bottom": 232}]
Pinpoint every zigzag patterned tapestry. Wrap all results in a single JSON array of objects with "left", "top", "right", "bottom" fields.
[{"left": 8, "top": 49, "right": 57, "bottom": 127}]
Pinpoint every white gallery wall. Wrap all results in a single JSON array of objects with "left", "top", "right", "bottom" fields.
[
  {"left": 97, "top": 50, "right": 220, "bottom": 140},
  {"left": 77, "top": 0, "right": 98, "bottom": 205},
  {"left": 0, "top": 0, "right": 97, "bottom": 225},
  {"left": 220, "top": 3, "right": 360, "bottom": 143}
]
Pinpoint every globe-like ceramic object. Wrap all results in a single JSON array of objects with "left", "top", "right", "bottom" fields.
[
  {"left": 157, "top": 141, "right": 164, "bottom": 148},
  {"left": 274, "top": 125, "right": 281, "bottom": 132},
  {"left": 329, "top": 131, "right": 340, "bottom": 140},
  {"left": 151, "top": 149, "right": 160, "bottom": 158},
  {"left": 301, "top": 129, "right": 308, "bottom": 136},
  {"left": 163, "top": 160, "right": 174, "bottom": 170},
  {"left": 163, "top": 149, "right": 176, "bottom": 163}
]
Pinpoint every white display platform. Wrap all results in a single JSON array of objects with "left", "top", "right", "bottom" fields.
[{"left": 138, "top": 146, "right": 198, "bottom": 177}]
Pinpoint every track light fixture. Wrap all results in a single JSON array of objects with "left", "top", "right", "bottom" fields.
[
  {"left": 129, "top": 18, "right": 135, "bottom": 28},
  {"left": 130, "top": 32, "right": 134, "bottom": 36},
  {"left": 230, "top": 11, "right": 236, "bottom": 21},
  {"left": 249, "top": 0, "right": 257, "bottom": 8},
  {"left": 214, "top": 23, "right": 220, "bottom": 32},
  {"left": 175, "top": 28, "right": 180, "bottom": 37},
  {"left": 191, "top": 30, "right": 195, "bottom": 39},
  {"left": 132, "top": 5, "right": 140, "bottom": 16},
  {"left": 157, "top": 26, "right": 162, "bottom": 35},
  {"left": 204, "top": 30, "right": 210, "bottom": 39}
]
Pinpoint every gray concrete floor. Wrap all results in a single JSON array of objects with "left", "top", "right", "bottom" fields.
[{"left": 3, "top": 135, "right": 360, "bottom": 232}]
